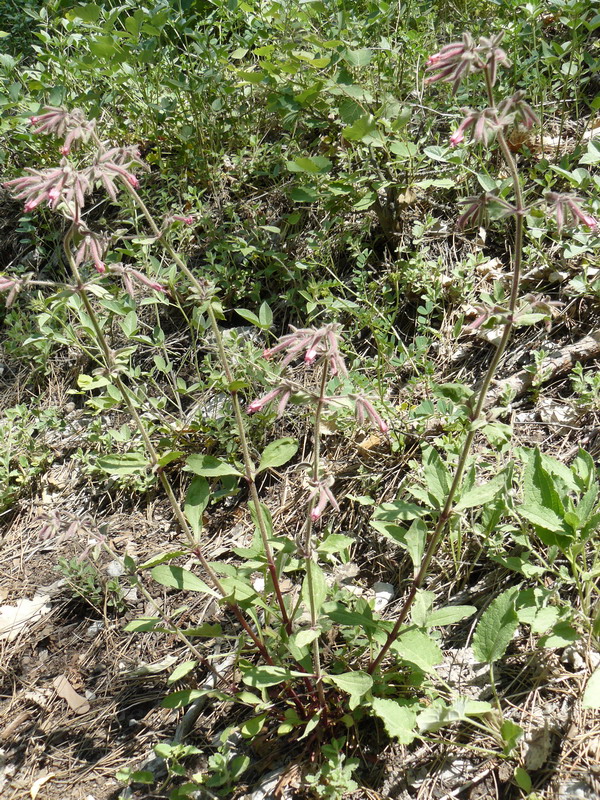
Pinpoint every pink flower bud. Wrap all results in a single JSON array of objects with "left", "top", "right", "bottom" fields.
[
  {"left": 0, "top": 277, "right": 17, "bottom": 291},
  {"left": 304, "top": 348, "right": 318, "bottom": 364}
]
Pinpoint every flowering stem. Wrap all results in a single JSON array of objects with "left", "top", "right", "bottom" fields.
[
  {"left": 303, "top": 359, "right": 330, "bottom": 705},
  {"left": 121, "top": 182, "right": 292, "bottom": 633},
  {"left": 368, "top": 65, "right": 525, "bottom": 676},
  {"left": 62, "top": 228, "right": 287, "bottom": 669}
]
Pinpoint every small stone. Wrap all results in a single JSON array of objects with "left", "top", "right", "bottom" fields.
[
  {"left": 373, "top": 582, "right": 395, "bottom": 612},
  {"left": 106, "top": 560, "right": 125, "bottom": 578}
]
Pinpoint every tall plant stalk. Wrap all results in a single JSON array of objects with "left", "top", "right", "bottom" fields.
[{"left": 369, "top": 48, "right": 526, "bottom": 675}]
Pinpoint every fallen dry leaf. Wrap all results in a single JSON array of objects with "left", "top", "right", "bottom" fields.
[
  {"left": 30, "top": 771, "right": 55, "bottom": 800},
  {"left": 52, "top": 675, "right": 90, "bottom": 715},
  {"left": 0, "top": 595, "right": 52, "bottom": 641}
]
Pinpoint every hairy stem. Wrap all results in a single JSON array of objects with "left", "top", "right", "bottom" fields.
[
  {"left": 368, "top": 68, "right": 525, "bottom": 675},
  {"left": 121, "top": 183, "right": 292, "bottom": 631},
  {"left": 302, "top": 359, "right": 330, "bottom": 705}
]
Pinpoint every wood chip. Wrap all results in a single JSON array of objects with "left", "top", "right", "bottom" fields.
[{"left": 52, "top": 675, "right": 90, "bottom": 715}]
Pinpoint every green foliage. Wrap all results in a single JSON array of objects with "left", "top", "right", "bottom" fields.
[
  {"left": 2, "top": 2, "right": 600, "bottom": 796},
  {"left": 56, "top": 555, "right": 126, "bottom": 613}
]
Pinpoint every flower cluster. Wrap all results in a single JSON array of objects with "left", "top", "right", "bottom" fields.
[
  {"left": 456, "top": 192, "right": 516, "bottom": 230},
  {"left": 0, "top": 276, "right": 23, "bottom": 307},
  {"left": 108, "top": 264, "right": 167, "bottom": 296},
  {"left": 425, "top": 32, "right": 509, "bottom": 93},
  {"left": 88, "top": 146, "right": 143, "bottom": 201},
  {"left": 74, "top": 228, "right": 110, "bottom": 274},
  {"left": 449, "top": 107, "right": 500, "bottom": 147},
  {"left": 263, "top": 323, "right": 347, "bottom": 376},
  {"left": 246, "top": 384, "right": 292, "bottom": 416},
  {"left": 449, "top": 93, "right": 539, "bottom": 149},
  {"left": 4, "top": 160, "right": 90, "bottom": 220},
  {"left": 544, "top": 192, "right": 597, "bottom": 233},
  {"left": 3, "top": 106, "right": 144, "bottom": 222},
  {"left": 29, "top": 106, "right": 96, "bottom": 155},
  {"left": 497, "top": 91, "right": 539, "bottom": 131},
  {"left": 308, "top": 475, "right": 339, "bottom": 521},
  {"left": 352, "top": 394, "right": 389, "bottom": 434}
]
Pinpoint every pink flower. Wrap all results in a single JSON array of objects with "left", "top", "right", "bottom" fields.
[
  {"left": 0, "top": 275, "right": 23, "bottom": 307},
  {"left": 29, "top": 106, "right": 96, "bottom": 153},
  {"left": 87, "top": 146, "right": 144, "bottom": 200},
  {"left": 426, "top": 32, "right": 510, "bottom": 93},
  {"left": 4, "top": 160, "right": 91, "bottom": 221},
  {"left": 108, "top": 264, "right": 167, "bottom": 296},
  {"left": 497, "top": 91, "right": 539, "bottom": 131},
  {"left": 246, "top": 385, "right": 292, "bottom": 416},
  {"left": 354, "top": 395, "right": 389, "bottom": 434},
  {"left": 545, "top": 193, "right": 598, "bottom": 233},
  {"left": 263, "top": 324, "right": 347, "bottom": 376},
  {"left": 74, "top": 229, "right": 109, "bottom": 274},
  {"left": 308, "top": 475, "right": 339, "bottom": 521}
]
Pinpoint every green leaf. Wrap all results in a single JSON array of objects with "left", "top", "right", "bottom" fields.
[
  {"left": 373, "top": 500, "right": 424, "bottom": 521},
  {"left": 257, "top": 438, "right": 298, "bottom": 473},
  {"left": 472, "top": 586, "right": 519, "bottom": 663},
  {"left": 582, "top": 666, "right": 600, "bottom": 709},
  {"left": 423, "top": 145, "right": 457, "bottom": 163},
  {"left": 168, "top": 660, "right": 197, "bottom": 684},
  {"left": 317, "top": 533, "right": 355, "bottom": 554},
  {"left": 422, "top": 445, "right": 451, "bottom": 507},
  {"left": 184, "top": 476, "right": 210, "bottom": 535},
  {"left": 235, "top": 308, "right": 260, "bottom": 326},
  {"left": 390, "top": 140, "right": 418, "bottom": 159},
  {"left": 157, "top": 450, "right": 184, "bottom": 467},
  {"left": 539, "top": 621, "right": 579, "bottom": 648},
  {"left": 242, "top": 665, "right": 302, "bottom": 688},
  {"left": 161, "top": 688, "right": 228, "bottom": 709},
  {"left": 579, "top": 139, "right": 600, "bottom": 165},
  {"left": 124, "top": 617, "right": 168, "bottom": 633},
  {"left": 521, "top": 449, "right": 568, "bottom": 536},
  {"left": 258, "top": 301, "right": 273, "bottom": 328},
  {"left": 343, "top": 47, "right": 373, "bottom": 66},
  {"left": 291, "top": 186, "right": 320, "bottom": 202},
  {"left": 287, "top": 156, "right": 332, "bottom": 174},
  {"left": 391, "top": 629, "right": 443, "bottom": 673},
  {"left": 301, "top": 562, "right": 328, "bottom": 613},
  {"left": 69, "top": 4, "right": 101, "bottom": 22},
  {"left": 425, "top": 605, "right": 477, "bottom": 627},
  {"left": 342, "top": 115, "right": 378, "bottom": 142},
  {"left": 501, "top": 719, "right": 524, "bottom": 754},
  {"left": 151, "top": 565, "right": 219, "bottom": 598},
  {"left": 89, "top": 35, "right": 120, "bottom": 59},
  {"left": 240, "top": 712, "right": 268, "bottom": 738},
  {"left": 514, "top": 767, "right": 532, "bottom": 793},
  {"left": 417, "top": 697, "right": 493, "bottom": 732},
  {"left": 97, "top": 452, "right": 148, "bottom": 476},
  {"left": 294, "top": 628, "right": 321, "bottom": 648},
  {"left": 411, "top": 590, "right": 435, "bottom": 627},
  {"left": 455, "top": 473, "right": 506, "bottom": 511},
  {"left": 186, "top": 454, "right": 242, "bottom": 477},
  {"left": 138, "top": 550, "right": 187, "bottom": 570},
  {"left": 371, "top": 698, "right": 417, "bottom": 744},
  {"left": 325, "top": 671, "right": 373, "bottom": 708},
  {"left": 371, "top": 518, "right": 426, "bottom": 573}
]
